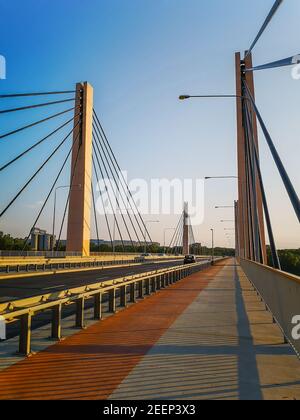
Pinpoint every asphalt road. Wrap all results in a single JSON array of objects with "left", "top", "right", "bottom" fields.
[
  {"left": 0, "top": 259, "right": 185, "bottom": 301},
  {"left": 0, "top": 259, "right": 188, "bottom": 341}
]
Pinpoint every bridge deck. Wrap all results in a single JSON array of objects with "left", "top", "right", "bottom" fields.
[{"left": 0, "top": 260, "right": 300, "bottom": 400}]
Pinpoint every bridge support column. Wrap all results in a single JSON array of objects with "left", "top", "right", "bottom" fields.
[
  {"left": 66, "top": 82, "right": 94, "bottom": 257},
  {"left": 235, "top": 53, "right": 267, "bottom": 264},
  {"left": 182, "top": 202, "right": 189, "bottom": 255}
]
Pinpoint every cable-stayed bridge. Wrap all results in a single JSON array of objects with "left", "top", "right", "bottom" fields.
[{"left": 0, "top": 0, "right": 300, "bottom": 401}]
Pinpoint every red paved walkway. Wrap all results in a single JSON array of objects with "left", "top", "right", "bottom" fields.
[{"left": 0, "top": 263, "right": 223, "bottom": 400}]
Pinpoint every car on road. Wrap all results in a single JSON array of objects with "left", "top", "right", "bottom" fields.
[{"left": 184, "top": 255, "right": 196, "bottom": 265}]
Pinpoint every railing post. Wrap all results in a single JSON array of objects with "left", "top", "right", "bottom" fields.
[
  {"left": 157, "top": 276, "right": 162, "bottom": 290},
  {"left": 152, "top": 277, "right": 156, "bottom": 293},
  {"left": 120, "top": 285, "right": 127, "bottom": 307},
  {"left": 145, "top": 278, "right": 150, "bottom": 295},
  {"left": 165, "top": 273, "right": 169, "bottom": 286},
  {"left": 19, "top": 313, "right": 32, "bottom": 356},
  {"left": 94, "top": 293, "right": 102, "bottom": 320},
  {"left": 108, "top": 289, "right": 116, "bottom": 313},
  {"left": 130, "top": 283, "right": 136, "bottom": 303},
  {"left": 75, "top": 297, "right": 85, "bottom": 329},
  {"left": 171, "top": 271, "right": 174, "bottom": 283},
  {"left": 51, "top": 304, "right": 62, "bottom": 340},
  {"left": 138, "top": 280, "right": 144, "bottom": 299}
]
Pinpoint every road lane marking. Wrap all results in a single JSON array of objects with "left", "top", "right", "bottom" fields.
[{"left": 43, "top": 285, "right": 65, "bottom": 290}]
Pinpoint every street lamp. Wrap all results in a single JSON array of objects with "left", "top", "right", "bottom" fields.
[
  {"left": 163, "top": 228, "right": 175, "bottom": 254},
  {"left": 179, "top": 95, "right": 245, "bottom": 101},
  {"left": 144, "top": 221, "right": 159, "bottom": 253},
  {"left": 205, "top": 176, "right": 238, "bottom": 180},
  {"left": 52, "top": 184, "right": 81, "bottom": 251}
]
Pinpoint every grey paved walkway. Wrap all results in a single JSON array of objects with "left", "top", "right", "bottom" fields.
[{"left": 110, "top": 262, "right": 300, "bottom": 400}]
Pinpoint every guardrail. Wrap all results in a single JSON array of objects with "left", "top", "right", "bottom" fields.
[
  {"left": 0, "top": 256, "right": 189, "bottom": 275},
  {"left": 0, "top": 250, "right": 182, "bottom": 258},
  {"left": 0, "top": 260, "right": 219, "bottom": 356},
  {"left": 0, "top": 257, "right": 147, "bottom": 274},
  {"left": 240, "top": 259, "right": 300, "bottom": 357}
]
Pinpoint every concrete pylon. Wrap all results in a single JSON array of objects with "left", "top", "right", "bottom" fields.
[
  {"left": 182, "top": 202, "right": 189, "bottom": 255},
  {"left": 235, "top": 52, "right": 267, "bottom": 264},
  {"left": 66, "top": 82, "right": 94, "bottom": 257}
]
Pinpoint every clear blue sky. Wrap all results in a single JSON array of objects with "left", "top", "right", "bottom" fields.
[{"left": 0, "top": 0, "right": 299, "bottom": 248}]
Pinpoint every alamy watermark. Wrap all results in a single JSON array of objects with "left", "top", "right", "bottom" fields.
[
  {"left": 0, "top": 316, "right": 5, "bottom": 340},
  {"left": 291, "top": 55, "right": 300, "bottom": 80},
  {"left": 0, "top": 55, "right": 6, "bottom": 79},
  {"left": 95, "top": 172, "right": 205, "bottom": 226},
  {"left": 292, "top": 315, "right": 300, "bottom": 340}
]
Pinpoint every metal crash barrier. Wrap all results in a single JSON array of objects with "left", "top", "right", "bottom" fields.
[
  {"left": 0, "top": 259, "right": 224, "bottom": 356},
  {"left": 0, "top": 256, "right": 184, "bottom": 275},
  {"left": 241, "top": 259, "right": 300, "bottom": 357}
]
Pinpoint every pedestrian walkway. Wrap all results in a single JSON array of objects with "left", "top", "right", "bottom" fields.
[{"left": 0, "top": 260, "right": 299, "bottom": 400}]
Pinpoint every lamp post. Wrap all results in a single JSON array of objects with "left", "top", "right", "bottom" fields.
[
  {"left": 210, "top": 228, "right": 214, "bottom": 264},
  {"left": 164, "top": 228, "right": 175, "bottom": 254},
  {"left": 52, "top": 184, "right": 81, "bottom": 251},
  {"left": 144, "top": 221, "right": 159, "bottom": 253}
]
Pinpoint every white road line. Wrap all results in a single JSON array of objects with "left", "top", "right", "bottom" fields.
[{"left": 43, "top": 285, "right": 65, "bottom": 290}]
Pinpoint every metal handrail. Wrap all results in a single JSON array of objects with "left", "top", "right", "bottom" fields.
[
  {"left": 240, "top": 258, "right": 300, "bottom": 358},
  {"left": 241, "top": 258, "right": 300, "bottom": 285}
]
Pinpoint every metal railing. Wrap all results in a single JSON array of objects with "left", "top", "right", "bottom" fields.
[
  {"left": 240, "top": 259, "right": 300, "bottom": 357},
  {"left": 0, "top": 250, "right": 182, "bottom": 258},
  {"left": 0, "top": 260, "right": 219, "bottom": 356},
  {"left": 0, "top": 257, "right": 147, "bottom": 274},
  {"left": 0, "top": 256, "right": 188, "bottom": 275}
]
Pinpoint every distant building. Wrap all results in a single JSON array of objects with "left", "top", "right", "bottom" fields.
[{"left": 31, "top": 228, "right": 55, "bottom": 251}]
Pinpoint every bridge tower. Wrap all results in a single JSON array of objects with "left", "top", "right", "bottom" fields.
[
  {"left": 66, "top": 82, "right": 94, "bottom": 257},
  {"left": 182, "top": 202, "right": 189, "bottom": 255},
  {"left": 235, "top": 53, "right": 267, "bottom": 264}
]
